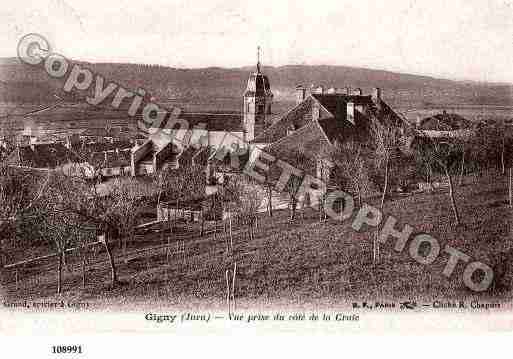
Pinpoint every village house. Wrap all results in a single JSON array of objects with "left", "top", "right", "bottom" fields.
[
  {"left": 6, "top": 141, "right": 84, "bottom": 171},
  {"left": 252, "top": 86, "right": 408, "bottom": 178},
  {"left": 78, "top": 126, "right": 135, "bottom": 143},
  {"left": 415, "top": 111, "right": 475, "bottom": 139},
  {"left": 144, "top": 50, "right": 412, "bottom": 215}
]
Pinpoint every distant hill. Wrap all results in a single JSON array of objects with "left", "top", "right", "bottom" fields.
[{"left": 0, "top": 57, "right": 511, "bottom": 110}]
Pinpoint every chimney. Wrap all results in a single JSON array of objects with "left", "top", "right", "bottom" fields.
[
  {"left": 313, "top": 85, "right": 324, "bottom": 95},
  {"left": 416, "top": 116, "right": 422, "bottom": 128},
  {"left": 295, "top": 85, "right": 306, "bottom": 105},
  {"left": 372, "top": 87, "right": 382, "bottom": 103},
  {"left": 312, "top": 101, "right": 320, "bottom": 121},
  {"left": 351, "top": 88, "right": 362, "bottom": 96},
  {"left": 346, "top": 102, "right": 355, "bottom": 124}
]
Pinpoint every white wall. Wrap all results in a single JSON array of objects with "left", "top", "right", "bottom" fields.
[{"left": 160, "top": 129, "right": 245, "bottom": 151}]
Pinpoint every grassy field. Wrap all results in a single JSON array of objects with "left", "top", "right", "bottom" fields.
[{"left": 2, "top": 171, "right": 512, "bottom": 311}]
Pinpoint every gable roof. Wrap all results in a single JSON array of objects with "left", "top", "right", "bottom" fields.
[
  {"left": 266, "top": 119, "right": 333, "bottom": 159},
  {"left": 254, "top": 92, "right": 407, "bottom": 160},
  {"left": 258, "top": 91, "right": 406, "bottom": 138},
  {"left": 252, "top": 98, "right": 315, "bottom": 143},
  {"left": 177, "top": 146, "right": 211, "bottom": 167}
]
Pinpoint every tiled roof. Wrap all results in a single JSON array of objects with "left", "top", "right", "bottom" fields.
[
  {"left": 252, "top": 99, "right": 314, "bottom": 143},
  {"left": 266, "top": 120, "right": 333, "bottom": 160},
  {"left": 165, "top": 112, "right": 243, "bottom": 132},
  {"left": 178, "top": 146, "right": 211, "bottom": 167},
  {"left": 88, "top": 150, "right": 131, "bottom": 168},
  {"left": 80, "top": 141, "right": 133, "bottom": 153},
  {"left": 7, "top": 143, "right": 82, "bottom": 169},
  {"left": 79, "top": 127, "right": 133, "bottom": 138},
  {"left": 318, "top": 108, "right": 372, "bottom": 144},
  {"left": 210, "top": 145, "right": 250, "bottom": 171},
  {"left": 255, "top": 92, "right": 406, "bottom": 149},
  {"left": 419, "top": 113, "right": 473, "bottom": 131},
  {"left": 312, "top": 94, "right": 374, "bottom": 121}
]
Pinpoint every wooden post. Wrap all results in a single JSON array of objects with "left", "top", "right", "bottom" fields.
[
  {"left": 502, "top": 137, "right": 506, "bottom": 175},
  {"left": 200, "top": 210, "right": 205, "bottom": 237},
  {"left": 183, "top": 241, "right": 186, "bottom": 268},
  {"left": 102, "top": 233, "right": 118, "bottom": 286},
  {"left": 229, "top": 210, "right": 233, "bottom": 254},
  {"left": 123, "top": 233, "right": 128, "bottom": 264},
  {"left": 166, "top": 235, "right": 170, "bottom": 263},
  {"left": 81, "top": 252, "right": 86, "bottom": 289},
  {"left": 446, "top": 168, "right": 460, "bottom": 226},
  {"left": 509, "top": 167, "right": 512, "bottom": 207},
  {"left": 231, "top": 262, "right": 237, "bottom": 313},
  {"left": 225, "top": 269, "right": 230, "bottom": 316},
  {"left": 459, "top": 145, "right": 465, "bottom": 186},
  {"left": 57, "top": 251, "right": 63, "bottom": 294}
]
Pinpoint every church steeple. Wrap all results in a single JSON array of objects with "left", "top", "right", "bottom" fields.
[
  {"left": 242, "top": 46, "right": 273, "bottom": 142},
  {"left": 256, "top": 45, "right": 261, "bottom": 73}
]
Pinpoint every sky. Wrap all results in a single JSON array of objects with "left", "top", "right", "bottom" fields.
[{"left": 1, "top": 0, "right": 512, "bottom": 83}]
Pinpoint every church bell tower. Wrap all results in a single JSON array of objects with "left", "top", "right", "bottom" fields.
[{"left": 243, "top": 46, "right": 273, "bottom": 142}]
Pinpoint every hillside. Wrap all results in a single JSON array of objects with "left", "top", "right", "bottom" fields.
[
  {"left": 2, "top": 173, "right": 512, "bottom": 308},
  {"left": 0, "top": 57, "right": 511, "bottom": 110}
]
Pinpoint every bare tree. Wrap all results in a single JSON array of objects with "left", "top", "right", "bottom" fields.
[
  {"left": 37, "top": 207, "right": 74, "bottom": 294},
  {"left": 235, "top": 180, "right": 264, "bottom": 242},
  {"left": 369, "top": 118, "right": 402, "bottom": 263},
  {"left": 414, "top": 136, "right": 462, "bottom": 226},
  {"left": 262, "top": 171, "right": 275, "bottom": 218},
  {"left": 0, "top": 165, "right": 50, "bottom": 268},
  {"left": 108, "top": 178, "right": 150, "bottom": 263},
  {"left": 152, "top": 169, "right": 168, "bottom": 244},
  {"left": 160, "top": 162, "right": 206, "bottom": 237},
  {"left": 51, "top": 168, "right": 121, "bottom": 287},
  {"left": 268, "top": 149, "right": 311, "bottom": 221},
  {"left": 221, "top": 174, "right": 244, "bottom": 254},
  {"left": 74, "top": 227, "right": 96, "bottom": 289},
  {"left": 36, "top": 173, "right": 94, "bottom": 294},
  {"left": 370, "top": 118, "right": 401, "bottom": 209},
  {"left": 330, "top": 141, "right": 372, "bottom": 208}
]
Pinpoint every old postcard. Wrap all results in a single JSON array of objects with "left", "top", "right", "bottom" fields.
[{"left": 1, "top": 0, "right": 513, "bottom": 353}]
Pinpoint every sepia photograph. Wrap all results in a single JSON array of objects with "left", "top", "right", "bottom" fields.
[{"left": 0, "top": 0, "right": 513, "bottom": 354}]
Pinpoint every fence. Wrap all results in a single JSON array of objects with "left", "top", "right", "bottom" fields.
[{"left": 1, "top": 221, "right": 227, "bottom": 292}]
